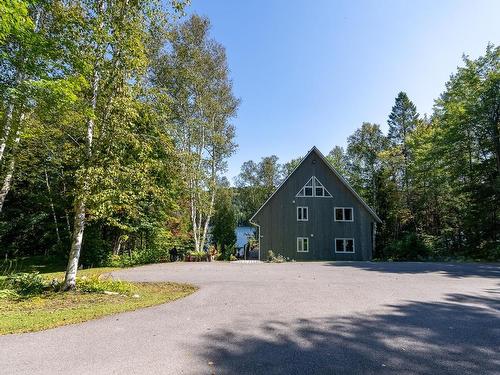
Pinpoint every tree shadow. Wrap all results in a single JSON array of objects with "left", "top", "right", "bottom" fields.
[
  {"left": 325, "top": 261, "right": 500, "bottom": 279},
  {"left": 199, "top": 292, "right": 500, "bottom": 374}
]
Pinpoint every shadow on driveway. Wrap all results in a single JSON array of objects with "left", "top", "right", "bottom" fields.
[
  {"left": 325, "top": 261, "right": 500, "bottom": 279},
  {"left": 199, "top": 291, "right": 500, "bottom": 375}
]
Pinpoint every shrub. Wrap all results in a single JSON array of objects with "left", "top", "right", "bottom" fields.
[
  {"left": 229, "top": 254, "right": 237, "bottom": 261},
  {"left": 107, "top": 247, "right": 170, "bottom": 267},
  {"left": 267, "top": 250, "right": 287, "bottom": 263},
  {"left": 77, "top": 275, "right": 133, "bottom": 295},
  {"left": 0, "top": 289, "right": 18, "bottom": 299},
  {"left": 383, "top": 233, "right": 430, "bottom": 261},
  {"left": 6, "top": 272, "right": 46, "bottom": 296},
  {"left": 185, "top": 250, "right": 208, "bottom": 262}
]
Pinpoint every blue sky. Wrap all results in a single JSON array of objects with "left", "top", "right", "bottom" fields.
[{"left": 185, "top": 0, "right": 500, "bottom": 181}]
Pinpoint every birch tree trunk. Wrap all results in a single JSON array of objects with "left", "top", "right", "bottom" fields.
[
  {"left": 0, "top": 117, "right": 23, "bottom": 212},
  {"left": 64, "top": 198, "right": 86, "bottom": 288},
  {"left": 45, "top": 169, "right": 61, "bottom": 245},
  {"left": 0, "top": 158, "right": 15, "bottom": 213},
  {"left": 0, "top": 103, "right": 15, "bottom": 164},
  {"left": 199, "top": 158, "right": 217, "bottom": 256},
  {"left": 63, "top": 68, "right": 100, "bottom": 290}
]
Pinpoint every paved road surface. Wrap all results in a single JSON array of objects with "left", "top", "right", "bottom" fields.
[{"left": 1, "top": 262, "right": 499, "bottom": 374}]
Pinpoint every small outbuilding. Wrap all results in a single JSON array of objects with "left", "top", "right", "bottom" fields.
[{"left": 250, "top": 146, "right": 382, "bottom": 261}]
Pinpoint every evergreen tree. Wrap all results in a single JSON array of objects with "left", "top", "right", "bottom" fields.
[{"left": 386, "top": 92, "right": 420, "bottom": 231}]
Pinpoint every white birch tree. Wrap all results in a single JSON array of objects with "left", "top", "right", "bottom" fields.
[{"left": 153, "top": 15, "right": 238, "bottom": 253}]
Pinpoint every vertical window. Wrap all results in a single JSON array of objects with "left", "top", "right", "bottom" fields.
[
  {"left": 297, "top": 206, "right": 308, "bottom": 221},
  {"left": 334, "top": 207, "right": 354, "bottom": 222},
  {"left": 297, "top": 237, "right": 309, "bottom": 252},
  {"left": 335, "top": 238, "right": 355, "bottom": 253},
  {"left": 296, "top": 177, "right": 332, "bottom": 197},
  {"left": 304, "top": 179, "right": 313, "bottom": 196}
]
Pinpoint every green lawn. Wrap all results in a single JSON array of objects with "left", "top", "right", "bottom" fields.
[{"left": 0, "top": 267, "right": 197, "bottom": 335}]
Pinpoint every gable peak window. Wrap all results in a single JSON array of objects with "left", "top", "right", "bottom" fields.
[
  {"left": 296, "top": 176, "right": 332, "bottom": 198},
  {"left": 335, "top": 207, "right": 353, "bottom": 222},
  {"left": 297, "top": 206, "right": 308, "bottom": 221}
]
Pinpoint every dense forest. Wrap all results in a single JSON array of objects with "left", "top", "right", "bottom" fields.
[
  {"left": 235, "top": 44, "right": 499, "bottom": 261},
  {"left": 0, "top": 1, "right": 498, "bottom": 288}
]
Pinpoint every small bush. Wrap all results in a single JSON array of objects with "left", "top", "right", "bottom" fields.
[
  {"left": 77, "top": 275, "right": 133, "bottom": 295},
  {"left": 6, "top": 272, "right": 46, "bottom": 296},
  {"left": 185, "top": 250, "right": 208, "bottom": 262},
  {"left": 267, "top": 250, "right": 288, "bottom": 263},
  {"left": 0, "top": 289, "right": 18, "bottom": 299},
  {"left": 107, "top": 247, "right": 170, "bottom": 268},
  {"left": 383, "top": 233, "right": 430, "bottom": 261},
  {"left": 229, "top": 254, "right": 237, "bottom": 261}
]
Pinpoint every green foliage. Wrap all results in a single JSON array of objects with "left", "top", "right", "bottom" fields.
[
  {"left": 326, "top": 146, "right": 349, "bottom": 176},
  {"left": 6, "top": 272, "right": 46, "bottom": 296},
  {"left": 0, "top": 0, "right": 33, "bottom": 44},
  {"left": 235, "top": 155, "right": 284, "bottom": 224},
  {"left": 0, "top": 288, "right": 19, "bottom": 299},
  {"left": 186, "top": 250, "right": 208, "bottom": 262},
  {"left": 346, "top": 123, "right": 389, "bottom": 211},
  {"left": 152, "top": 14, "right": 238, "bottom": 254},
  {"left": 76, "top": 275, "right": 133, "bottom": 295},
  {"left": 107, "top": 247, "right": 170, "bottom": 268},
  {"left": 382, "top": 233, "right": 430, "bottom": 261},
  {"left": 282, "top": 157, "right": 303, "bottom": 177},
  {"left": 211, "top": 184, "right": 237, "bottom": 258}
]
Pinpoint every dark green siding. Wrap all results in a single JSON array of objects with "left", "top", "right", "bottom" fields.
[{"left": 252, "top": 148, "right": 377, "bottom": 261}]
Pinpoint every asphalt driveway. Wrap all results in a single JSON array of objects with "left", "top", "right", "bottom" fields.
[{"left": 1, "top": 261, "right": 499, "bottom": 374}]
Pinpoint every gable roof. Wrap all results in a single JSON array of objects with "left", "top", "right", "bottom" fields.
[{"left": 249, "top": 146, "right": 382, "bottom": 223}]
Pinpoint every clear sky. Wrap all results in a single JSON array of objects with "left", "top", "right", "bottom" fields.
[{"left": 185, "top": 0, "right": 500, "bottom": 182}]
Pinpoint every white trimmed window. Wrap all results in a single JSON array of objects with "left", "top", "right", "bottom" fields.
[
  {"left": 296, "top": 176, "right": 332, "bottom": 198},
  {"left": 335, "top": 238, "right": 355, "bottom": 253},
  {"left": 297, "top": 237, "right": 309, "bottom": 252},
  {"left": 334, "top": 207, "right": 353, "bottom": 222},
  {"left": 297, "top": 206, "right": 308, "bottom": 221}
]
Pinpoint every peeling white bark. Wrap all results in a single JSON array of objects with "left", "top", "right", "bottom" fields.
[
  {"left": 63, "top": 65, "right": 100, "bottom": 290},
  {"left": 63, "top": 199, "right": 85, "bottom": 289},
  {"left": 0, "top": 103, "right": 15, "bottom": 164},
  {"left": 0, "top": 158, "right": 15, "bottom": 213},
  {"left": 0, "top": 128, "right": 21, "bottom": 213}
]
